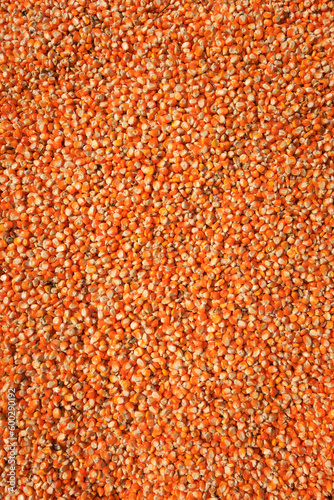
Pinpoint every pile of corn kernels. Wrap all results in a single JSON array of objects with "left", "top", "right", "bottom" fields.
[{"left": 1, "top": 0, "right": 334, "bottom": 499}]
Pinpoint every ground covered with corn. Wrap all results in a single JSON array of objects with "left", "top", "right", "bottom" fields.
[{"left": 1, "top": 0, "right": 334, "bottom": 499}]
